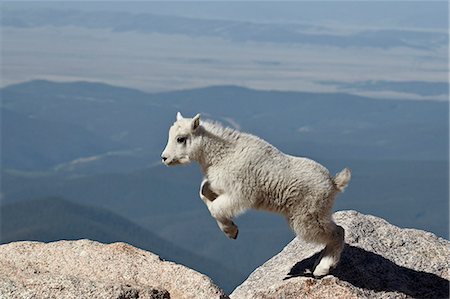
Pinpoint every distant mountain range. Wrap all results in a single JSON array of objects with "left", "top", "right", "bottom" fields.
[
  {"left": 2, "top": 108, "right": 121, "bottom": 170},
  {"left": 320, "top": 80, "right": 449, "bottom": 97},
  {"left": 2, "top": 8, "right": 447, "bottom": 50},
  {"left": 1, "top": 80, "right": 448, "bottom": 173}
]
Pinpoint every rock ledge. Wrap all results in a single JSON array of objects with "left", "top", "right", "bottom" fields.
[
  {"left": 231, "top": 210, "right": 449, "bottom": 299},
  {"left": 0, "top": 239, "right": 228, "bottom": 299},
  {"left": 1, "top": 211, "right": 448, "bottom": 299}
]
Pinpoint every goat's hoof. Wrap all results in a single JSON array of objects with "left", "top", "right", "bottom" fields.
[
  {"left": 312, "top": 271, "right": 327, "bottom": 278},
  {"left": 229, "top": 229, "right": 238, "bottom": 240},
  {"left": 313, "top": 263, "right": 333, "bottom": 278},
  {"left": 231, "top": 228, "right": 239, "bottom": 239},
  {"left": 224, "top": 226, "right": 239, "bottom": 240},
  {"left": 312, "top": 269, "right": 328, "bottom": 278}
]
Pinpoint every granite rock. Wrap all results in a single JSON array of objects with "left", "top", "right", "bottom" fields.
[
  {"left": 231, "top": 210, "right": 449, "bottom": 299},
  {"left": 0, "top": 239, "right": 228, "bottom": 299}
]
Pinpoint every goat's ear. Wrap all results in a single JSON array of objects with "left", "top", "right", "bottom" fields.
[
  {"left": 176, "top": 112, "right": 184, "bottom": 121},
  {"left": 191, "top": 114, "right": 201, "bottom": 131}
]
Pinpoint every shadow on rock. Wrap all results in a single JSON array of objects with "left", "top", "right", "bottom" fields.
[{"left": 285, "top": 244, "right": 449, "bottom": 298}]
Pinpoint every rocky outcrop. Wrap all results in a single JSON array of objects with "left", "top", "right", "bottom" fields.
[
  {"left": 231, "top": 210, "right": 449, "bottom": 299},
  {"left": 0, "top": 240, "right": 227, "bottom": 299},
  {"left": 1, "top": 211, "right": 448, "bottom": 299}
]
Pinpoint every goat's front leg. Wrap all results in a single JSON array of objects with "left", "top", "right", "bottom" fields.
[
  {"left": 199, "top": 179, "right": 239, "bottom": 239},
  {"left": 200, "top": 179, "right": 219, "bottom": 203}
]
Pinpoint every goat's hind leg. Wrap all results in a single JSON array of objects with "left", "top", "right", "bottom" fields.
[
  {"left": 312, "top": 222, "right": 345, "bottom": 277},
  {"left": 199, "top": 179, "right": 239, "bottom": 239}
]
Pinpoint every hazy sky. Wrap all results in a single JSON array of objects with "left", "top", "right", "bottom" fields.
[
  {"left": 1, "top": 1, "right": 448, "bottom": 100},
  {"left": 5, "top": 1, "right": 448, "bottom": 29}
]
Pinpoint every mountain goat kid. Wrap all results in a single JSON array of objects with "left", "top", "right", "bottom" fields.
[{"left": 161, "top": 112, "right": 351, "bottom": 277}]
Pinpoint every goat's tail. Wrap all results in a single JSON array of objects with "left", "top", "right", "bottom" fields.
[{"left": 333, "top": 168, "right": 351, "bottom": 193}]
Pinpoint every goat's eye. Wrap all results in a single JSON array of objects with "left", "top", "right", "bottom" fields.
[{"left": 177, "top": 136, "right": 187, "bottom": 144}]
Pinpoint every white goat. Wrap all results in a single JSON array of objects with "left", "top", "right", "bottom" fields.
[{"left": 161, "top": 112, "right": 351, "bottom": 277}]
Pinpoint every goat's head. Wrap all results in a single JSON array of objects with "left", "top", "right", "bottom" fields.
[{"left": 161, "top": 112, "right": 201, "bottom": 166}]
